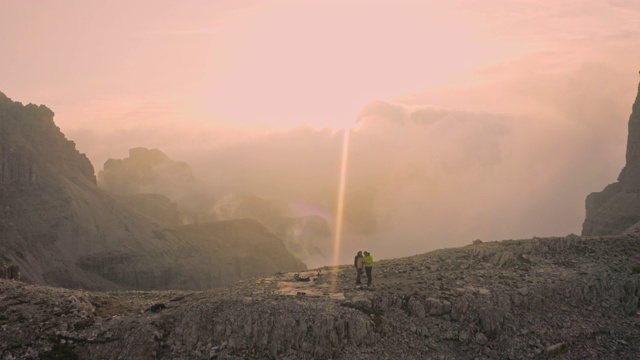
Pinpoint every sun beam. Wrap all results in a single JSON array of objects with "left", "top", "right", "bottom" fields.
[{"left": 331, "top": 128, "right": 351, "bottom": 291}]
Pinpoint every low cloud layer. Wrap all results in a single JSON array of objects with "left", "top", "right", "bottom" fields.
[
  {"left": 182, "top": 63, "right": 634, "bottom": 264},
  {"left": 43, "top": 0, "right": 640, "bottom": 265},
  {"left": 55, "top": 59, "right": 640, "bottom": 266}
]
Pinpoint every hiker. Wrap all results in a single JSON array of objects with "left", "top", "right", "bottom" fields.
[
  {"left": 363, "top": 251, "right": 373, "bottom": 286},
  {"left": 354, "top": 251, "right": 364, "bottom": 286}
]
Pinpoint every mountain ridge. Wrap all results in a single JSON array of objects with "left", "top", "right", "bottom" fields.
[{"left": 0, "top": 91, "right": 305, "bottom": 290}]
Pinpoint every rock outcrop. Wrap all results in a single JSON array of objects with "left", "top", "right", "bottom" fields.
[
  {"left": 98, "top": 147, "right": 215, "bottom": 220},
  {"left": 583, "top": 80, "right": 640, "bottom": 235},
  {"left": 98, "top": 150, "right": 334, "bottom": 267},
  {"left": 2, "top": 233, "right": 640, "bottom": 359},
  {"left": 0, "top": 93, "right": 96, "bottom": 186},
  {"left": 0, "top": 92, "right": 305, "bottom": 290}
]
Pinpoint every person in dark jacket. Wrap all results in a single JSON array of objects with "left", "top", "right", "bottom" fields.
[{"left": 354, "top": 251, "right": 364, "bottom": 286}]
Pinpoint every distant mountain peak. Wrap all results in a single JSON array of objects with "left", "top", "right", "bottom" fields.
[{"left": 0, "top": 92, "right": 305, "bottom": 290}]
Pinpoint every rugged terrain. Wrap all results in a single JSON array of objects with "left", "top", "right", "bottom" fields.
[
  {"left": 0, "top": 92, "right": 305, "bottom": 290},
  {"left": 2, "top": 233, "right": 640, "bottom": 359}
]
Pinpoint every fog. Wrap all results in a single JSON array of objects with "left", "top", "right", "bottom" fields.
[
  {"left": 5, "top": 0, "right": 640, "bottom": 266},
  {"left": 58, "top": 59, "right": 639, "bottom": 266},
  {"left": 196, "top": 66, "right": 634, "bottom": 264}
]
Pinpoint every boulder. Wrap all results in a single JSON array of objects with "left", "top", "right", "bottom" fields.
[{"left": 478, "top": 307, "right": 506, "bottom": 339}]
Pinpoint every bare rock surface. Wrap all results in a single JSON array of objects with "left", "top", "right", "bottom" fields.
[{"left": 2, "top": 234, "right": 640, "bottom": 359}]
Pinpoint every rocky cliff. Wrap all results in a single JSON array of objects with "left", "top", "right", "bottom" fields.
[
  {"left": 2, "top": 233, "right": 640, "bottom": 359},
  {"left": 583, "top": 80, "right": 640, "bottom": 235},
  {"left": 0, "top": 93, "right": 95, "bottom": 187},
  {"left": 0, "top": 92, "right": 305, "bottom": 290},
  {"left": 98, "top": 147, "right": 215, "bottom": 221}
]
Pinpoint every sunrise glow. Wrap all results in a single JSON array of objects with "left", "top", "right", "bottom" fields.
[{"left": 2, "top": 0, "right": 639, "bottom": 265}]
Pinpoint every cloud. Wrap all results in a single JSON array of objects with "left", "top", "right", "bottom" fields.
[
  {"left": 55, "top": 95, "right": 262, "bottom": 169},
  {"left": 183, "top": 62, "right": 635, "bottom": 262},
  {"left": 137, "top": 27, "right": 239, "bottom": 37},
  {"left": 47, "top": 0, "right": 640, "bottom": 265},
  {"left": 357, "top": 100, "right": 411, "bottom": 123},
  {"left": 58, "top": 57, "right": 639, "bottom": 265}
]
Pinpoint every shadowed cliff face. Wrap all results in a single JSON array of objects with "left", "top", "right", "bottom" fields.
[
  {"left": 583, "top": 80, "right": 640, "bottom": 235},
  {"left": 619, "top": 80, "right": 640, "bottom": 189},
  {"left": 0, "top": 92, "right": 305, "bottom": 290},
  {"left": 0, "top": 92, "right": 96, "bottom": 186}
]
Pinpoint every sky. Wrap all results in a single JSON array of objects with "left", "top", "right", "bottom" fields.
[
  {"left": 2, "top": 0, "right": 640, "bottom": 263},
  {"left": 3, "top": 0, "right": 636, "bottom": 133}
]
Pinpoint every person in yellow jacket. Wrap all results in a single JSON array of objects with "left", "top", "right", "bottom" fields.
[{"left": 363, "top": 251, "right": 373, "bottom": 286}]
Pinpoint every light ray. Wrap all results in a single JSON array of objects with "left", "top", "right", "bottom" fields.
[{"left": 331, "top": 128, "right": 351, "bottom": 292}]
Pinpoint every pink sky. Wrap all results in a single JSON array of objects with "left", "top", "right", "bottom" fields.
[
  {"left": 1, "top": 0, "right": 639, "bottom": 171},
  {"left": 3, "top": 0, "right": 637, "bottom": 133},
  {"left": 3, "top": 0, "right": 640, "bottom": 262}
]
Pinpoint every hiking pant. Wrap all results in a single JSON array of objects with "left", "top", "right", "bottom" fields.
[
  {"left": 365, "top": 266, "right": 372, "bottom": 286},
  {"left": 356, "top": 268, "right": 363, "bottom": 285}
]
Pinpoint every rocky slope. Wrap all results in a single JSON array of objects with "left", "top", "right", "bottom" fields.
[
  {"left": 212, "top": 194, "right": 332, "bottom": 268},
  {"left": 0, "top": 92, "right": 305, "bottom": 290},
  {"left": 2, "top": 233, "right": 640, "bottom": 359},
  {"left": 113, "top": 193, "right": 186, "bottom": 226},
  {"left": 583, "top": 80, "right": 640, "bottom": 235}
]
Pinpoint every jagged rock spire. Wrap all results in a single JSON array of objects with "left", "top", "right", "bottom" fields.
[
  {"left": 583, "top": 77, "right": 640, "bottom": 235},
  {"left": 617, "top": 79, "right": 640, "bottom": 189}
]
